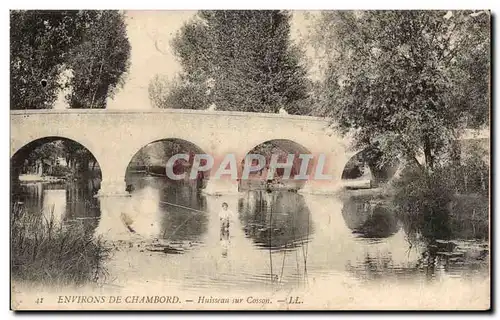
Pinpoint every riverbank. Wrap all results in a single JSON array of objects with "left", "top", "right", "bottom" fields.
[
  {"left": 19, "top": 174, "right": 65, "bottom": 183},
  {"left": 337, "top": 184, "right": 394, "bottom": 200}
]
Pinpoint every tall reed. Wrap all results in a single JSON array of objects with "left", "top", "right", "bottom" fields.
[{"left": 11, "top": 203, "right": 110, "bottom": 286}]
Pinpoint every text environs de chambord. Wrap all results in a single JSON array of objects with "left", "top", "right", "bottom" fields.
[{"left": 57, "top": 295, "right": 277, "bottom": 304}]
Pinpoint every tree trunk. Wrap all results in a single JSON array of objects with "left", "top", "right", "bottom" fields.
[
  {"left": 90, "top": 62, "right": 104, "bottom": 109},
  {"left": 90, "top": 44, "right": 107, "bottom": 109},
  {"left": 450, "top": 139, "right": 461, "bottom": 166},
  {"left": 480, "top": 171, "right": 486, "bottom": 191},
  {"left": 423, "top": 135, "right": 434, "bottom": 170},
  {"left": 82, "top": 157, "right": 89, "bottom": 173}
]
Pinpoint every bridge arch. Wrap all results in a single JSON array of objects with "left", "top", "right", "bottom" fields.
[
  {"left": 124, "top": 137, "right": 212, "bottom": 191},
  {"left": 239, "top": 139, "right": 314, "bottom": 191},
  {"left": 244, "top": 138, "right": 313, "bottom": 154},
  {"left": 11, "top": 136, "right": 103, "bottom": 185},
  {"left": 341, "top": 148, "right": 400, "bottom": 189},
  {"left": 11, "top": 132, "right": 101, "bottom": 160}
]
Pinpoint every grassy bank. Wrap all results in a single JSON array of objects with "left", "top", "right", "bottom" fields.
[{"left": 11, "top": 204, "right": 110, "bottom": 286}]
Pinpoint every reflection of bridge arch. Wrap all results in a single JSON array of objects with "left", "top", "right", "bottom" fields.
[
  {"left": 341, "top": 196, "right": 400, "bottom": 239},
  {"left": 238, "top": 191, "right": 314, "bottom": 250}
]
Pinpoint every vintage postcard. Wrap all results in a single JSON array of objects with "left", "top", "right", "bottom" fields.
[{"left": 10, "top": 10, "right": 490, "bottom": 310}]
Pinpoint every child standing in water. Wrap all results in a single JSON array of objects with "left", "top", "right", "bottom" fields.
[
  {"left": 219, "top": 202, "right": 233, "bottom": 257},
  {"left": 219, "top": 202, "right": 233, "bottom": 239}
]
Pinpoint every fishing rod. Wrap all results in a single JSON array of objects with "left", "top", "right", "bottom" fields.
[
  {"left": 130, "top": 195, "right": 212, "bottom": 241},
  {"left": 157, "top": 199, "right": 208, "bottom": 215}
]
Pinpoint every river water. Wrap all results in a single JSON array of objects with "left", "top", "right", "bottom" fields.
[{"left": 12, "top": 174, "right": 490, "bottom": 306}]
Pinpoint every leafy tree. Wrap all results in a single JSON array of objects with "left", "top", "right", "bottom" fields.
[
  {"left": 10, "top": 10, "right": 131, "bottom": 109},
  {"left": 310, "top": 11, "right": 490, "bottom": 170},
  {"left": 132, "top": 148, "right": 152, "bottom": 169},
  {"left": 10, "top": 10, "right": 80, "bottom": 109},
  {"left": 28, "top": 142, "right": 60, "bottom": 165},
  {"left": 25, "top": 141, "right": 66, "bottom": 174},
  {"left": 148, "top": 74, "right": 171, "bottom": 109},
  {"left": 61, "top": 140, "right": 81, "bottom": 168},
  {"left": 156, "top": 10, "right": 311, "bottom": 114},
  {"left": 60, "top": 140, "right": 99, "bottom": 171},
  {"left": 148, "top": 74, "right": 209, "bottom": 110},
  {"left": 66, "top": 11, "right": 131, "bottom": 108},
  {"left": 74, "top": 148, "right": 96, "bottom": 172}
]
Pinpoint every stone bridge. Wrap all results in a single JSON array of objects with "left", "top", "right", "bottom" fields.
[{"left": 10, "top": 109, "right": 361, "bottom": 196}]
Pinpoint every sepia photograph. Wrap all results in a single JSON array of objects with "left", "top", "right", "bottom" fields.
[{"left": 9, "top": 9, "right": 490, "bottom": 311}]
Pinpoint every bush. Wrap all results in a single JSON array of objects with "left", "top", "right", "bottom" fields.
[
  {"left": 452, "top": 157, "right": 489, "bottom": 196},
  {"left": 393, "top": 162, "right": 489, "bottom": 242},
  {"left": 394, "top": 167, "right": 454, "bottom": 239},
  {"left": 10, "top": 203, "right": 110, "bottom": 285}
]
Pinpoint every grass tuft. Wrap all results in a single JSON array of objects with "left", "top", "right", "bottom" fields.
[{"left": 11, "top": 203, "right": 111, "bottom": 286}]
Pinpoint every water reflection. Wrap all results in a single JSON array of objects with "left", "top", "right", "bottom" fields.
[
  {"left": 341, "top": 196, "right": 400, "bottom": 239},
  {"left": 220, "top": 221, "right": 230, "bottom": 258},
  {"left": 11, "top": 178, "right": 101, "bottom": 230},
  {"left": 126, "top": 175, "right": 208, "bottom": 244},
  {"left": 11, "top": 173, "right": 489, "bottom": 291},
  {"left": 401, "top": 195, "right": 489, "bottom": 244},
  {"left": 338, "top": 194, "right": 489, "bottom": 282},
  {"left": 238, "top": 191, "right": 314, "bottom": 250},
  {"left": 42, "top": 189, "right": 66, "bottom": 222},
  {"left": 398, "top": 194, "right": 489, "bottom": 279}
]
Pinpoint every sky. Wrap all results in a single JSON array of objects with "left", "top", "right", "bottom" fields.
[{"left": 107, "top": 10, "right": 197, "bottom": 110}]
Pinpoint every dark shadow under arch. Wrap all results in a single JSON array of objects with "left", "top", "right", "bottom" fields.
[
  {"left": 11, "top": 136, "right": 102, "bottom": 186},
  {"left": 240, "top": 139, "right": 314, "bottom": 191},
  {"left": 125, "top": 138, "right": 211, "bottom": 191},
  {"left": 341, "top": 148, "right": 399, "bottom": 189}
]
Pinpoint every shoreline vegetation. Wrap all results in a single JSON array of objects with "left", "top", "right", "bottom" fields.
[{"left": 11, "top": 203, "right": 110, "bottom": 286}]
